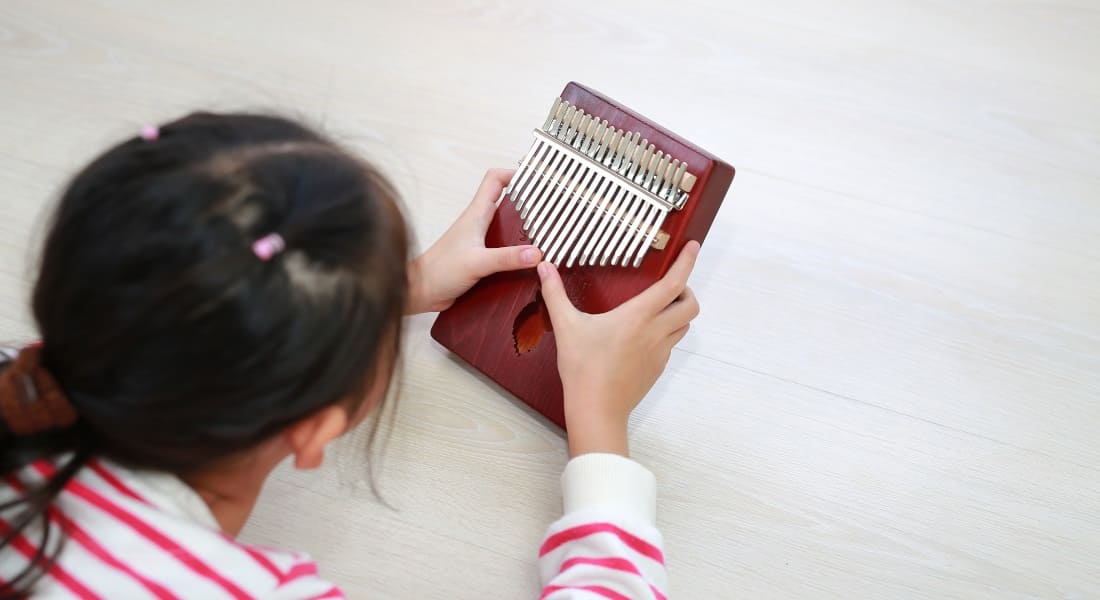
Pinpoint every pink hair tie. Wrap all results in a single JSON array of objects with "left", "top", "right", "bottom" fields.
[
  {"left": 140, "top": 124, "right": 159, "bottom": 141},
  {"left": 252, "top": 233, "right": 286, "bottom": 261}
]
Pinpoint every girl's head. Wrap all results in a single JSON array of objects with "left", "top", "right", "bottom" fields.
[{"left": 1, "top": 113, "right": 409, "bottom": 592}]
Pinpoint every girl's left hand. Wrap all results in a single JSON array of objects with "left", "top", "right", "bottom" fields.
[{"left": 407, "top": 168, "right": 542, "bottom": 314}]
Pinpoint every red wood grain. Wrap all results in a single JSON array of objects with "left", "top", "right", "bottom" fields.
[{"left": 431, "top": 82, "right": 735, "bottom": 428}]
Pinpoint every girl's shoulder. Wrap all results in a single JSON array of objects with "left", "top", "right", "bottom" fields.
[{"left": 2, "top": 457, "right": 342, "bottom": 599}]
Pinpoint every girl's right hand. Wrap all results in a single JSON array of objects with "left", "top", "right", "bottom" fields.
[{"left": 537, "top": 241, "right": 701, "bottom": 457}]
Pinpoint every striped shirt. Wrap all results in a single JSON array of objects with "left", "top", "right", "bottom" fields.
[{"left": 1, "top": 454, "right": 667, "bottom": 599}]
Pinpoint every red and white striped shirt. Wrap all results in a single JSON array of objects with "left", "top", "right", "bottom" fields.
[{"left": 0, "top": 454, "right": 667, "bottom": 599}]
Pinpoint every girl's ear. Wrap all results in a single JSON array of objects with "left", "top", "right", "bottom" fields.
[{"left": 286, "top": 405, "right": 349, "bottom": 470}]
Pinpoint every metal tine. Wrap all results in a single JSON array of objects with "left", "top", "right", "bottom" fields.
[
  {"left": 631, "top": 143, "right": 655, "bottom": 183},
  {"left": 529, "top": 160, "right": 592, "bottom": 243},
  {"left": 584, "top": 188, "right": 633, "bottom": 265},
  {"left": 543, "top": 170, "right": 610, "bottom": 264},
  {"left": 643, "top": 151, "right": 663, "bottom": 188},
  {"left": 617, "top": 133, "right": 642, "bottom": 174},
  {"left": 518, "top": 103, "right": 575, "bottom": 205},
  {"left": 574, "top": 115, "right": 596, "bottom": 151},
  {"left": 521, "top": 121, "right": 585, "bottom": 217},
  {"left": 514, "top": 141, "right": 560, "bottom": 213},
  {"left": 547, "top": 169, "right": 615, "bottom": 264},
  {"left": 648, "top": 152, "right": 670, "bottom": 193},
  {"left": 586, "top": 122, "right": 606, "bottom": 160},
  {"left": 520, "top": 107, "right": 583, "bottom": 213},
  {"left": 542, "top": 97, "right": 563, "bottom": 132},
  {"left": 639, "top": 150, "right": 661, "bottom": 191},
  {"left": 580, "top": 131, "right": 635, "bottom": 264},
  {"left": 658, "top": 159, "right": 680, "bottom": 199},
  {"left": 624, "top": 138, "right": 647, "bottom": 178},
  {"left": 505, "top": 141, "right": 543, "bottom": 201},
  {"left": 519, "top": 110, "right": 580, "bottom": 210},
  {"left": 583, "top": 119, "right": 605, "bottom": 155},
  {"left": 622, "top": 203, "right": 661, "bottom": 267},
  {"left": 519, "top": 145, "right": 569, "bottom": 218},
  {"left": 524, "top": 154, "right": 582, "bottom": 227},
  {"left": 548, "top": 100, "right": 570, "bottom": 137},
  {"left": 633, "top": 207, "right": 670, "bottom": 267},
  {"left": 669, "top": 161, "right": 688, "bottom": 196},
  {"left": 601, "top": 128, "right": 624, "bottom": 166},
  {"left": 596, "top": 127, "right": 614, "bottom": 165},
  {"left": 527, "top": 112, "right": 589, "bottom": 217},
  {"left": 565, "top": 178, "right": 622, "bottom": 267},
  {"left": 614, "top": 203, "right": 653, "bottom": 266},
  {"left": 563, "top": 107, "right": 583, "bottom": 141},
  {"left": 602, "top": 192, "right": 645, "bottom": 266},
  {"left": 511, "top": 139, "right": 553, "bottom": 208},
  {"left": 532, "top": 167, "right": 597, "bottom": 256},
  {"left": 588, "top": 120, "right": 609, "bottom": 158},
  {"left": 520, "top": 113, "right": 582, "bottom": 216},
  {"left": 554, "top": 105, "right": 577, "bottom": 140}
]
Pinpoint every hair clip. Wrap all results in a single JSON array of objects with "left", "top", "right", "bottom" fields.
[
  {"left": 252, "top": 233, "right": 286, "bottom": 261},
  {"left": 140, "top": 124, "right": 160, "bottom": 141}
]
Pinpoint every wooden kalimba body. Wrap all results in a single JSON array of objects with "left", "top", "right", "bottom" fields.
[{"left": 432, "top": 82, "right": 734, "bottom": 428}]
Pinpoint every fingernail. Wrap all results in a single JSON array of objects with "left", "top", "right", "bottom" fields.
[
  {"left": 537, "top": 262, "right": 550, "bottom": 278},
  {"left": 686, "top": 241, "right": 701, "bottom": 255},
  {"left": 522, "top": 247, "right": 539, "bottom": 265}
]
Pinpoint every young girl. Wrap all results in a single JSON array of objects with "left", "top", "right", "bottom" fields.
[{"left": 0, "top": 113, "right": 700, "bottom": 599}]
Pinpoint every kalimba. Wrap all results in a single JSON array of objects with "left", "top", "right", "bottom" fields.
[{"left": 431, "top": 82, "right": 734, "bottom": 428}]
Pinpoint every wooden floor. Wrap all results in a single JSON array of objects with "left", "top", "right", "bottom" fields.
[{"left": 2, "top": 1, "right": 1098, "bottom": 598}]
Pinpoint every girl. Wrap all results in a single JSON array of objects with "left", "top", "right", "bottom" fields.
[{"left": 0, "top": 113, "right": 699, "bottom": 599}]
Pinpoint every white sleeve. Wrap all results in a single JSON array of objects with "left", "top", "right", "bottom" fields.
[{"left": 538, "top": 453, "right": 668, "bottom": 599}]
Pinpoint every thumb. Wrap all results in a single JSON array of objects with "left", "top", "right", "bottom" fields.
[
  {"left": 475, "top": 245, "right": 541, "bottom": 277},
  {"left": 537, "top": 261, "right": 576, "bottom": 323}
]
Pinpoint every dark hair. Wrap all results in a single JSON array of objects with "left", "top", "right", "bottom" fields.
[{"left": 0, "top": 112, "right": 410, "bottom": 597}]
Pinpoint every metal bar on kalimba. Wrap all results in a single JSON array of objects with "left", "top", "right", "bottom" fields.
[
  {"left": 514, "top": 142, "right": 562, "bottom": 212},
  {"left": 581, "top": 132, "right": 642, "bottom": 265},
  {"left": 518, "top": 144, "right": 568, "bottom": 215},
  {"left": 563, "top": 178, "right": 620, "bottom": 268},
  {"left": 544, "top": 173, "right": 614, "bottom": 264},
  {"left": 586, "top": 189, "right": 634, "bottom": 266},
  {"left": 514, "top": 99, "right": 576, "bottom": 202},
  {"left": 544, "top": 126, "right": 617, "bottom": 264},
  {"left": 523, "top": 153, "right": 583, "bottom": 227},
  {"left": 612, "top": 200, "right": 652, "bottom": 266},
  {"left": 578, "top": 183, "right": 630, "bottom": 266},
  {"left": 604, "top": 195, "right": 646, "bottom": 266},
  {"left": 633, "top": 207, "right": 669, "bottom": 267},
  {"left": 554, "top": 123, "right": 623, "bottom": 266},
  {"left": 529, "top": 161, "right": 596, "bottom": 244},
  {"left": 505, "top": 141, "right": 541, "bottom": 201},
  {"left": 576, "top": 179, "right": 629, "bottom": 265},
  {"left": 542, "top": 97, "right": 563, "bottom": 132},
  {"left": 523, "top": 122, "right": 590, "bottom": 233},
  {"left": 511, "top": 139, "right": 555, "bottom": 206},
  {"left": 600, "top": 141, "right": 653, "bottom": 265},
  {"left": 536, "top": 164, "right": 604, "bottom": 256},
  {"left": 529, "top": 130, "right": 676, "bottom": 212},
  {"left": 603, "top": 155, "right": 650, "bottom": 266},
  {"left": 623, "top": 203, "right": 661, "bottom": 267},
  {"left": 615, "top": 151, "right": 669, "bottom": 265}
]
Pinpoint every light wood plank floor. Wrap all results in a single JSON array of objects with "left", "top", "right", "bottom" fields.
[{"left": 2, "top": 1, "right": 1097, "bottom": 598}]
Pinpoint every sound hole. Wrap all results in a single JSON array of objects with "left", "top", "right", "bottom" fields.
[{"left": 513, "top": 291, "right": 552, "bottom": 354}]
